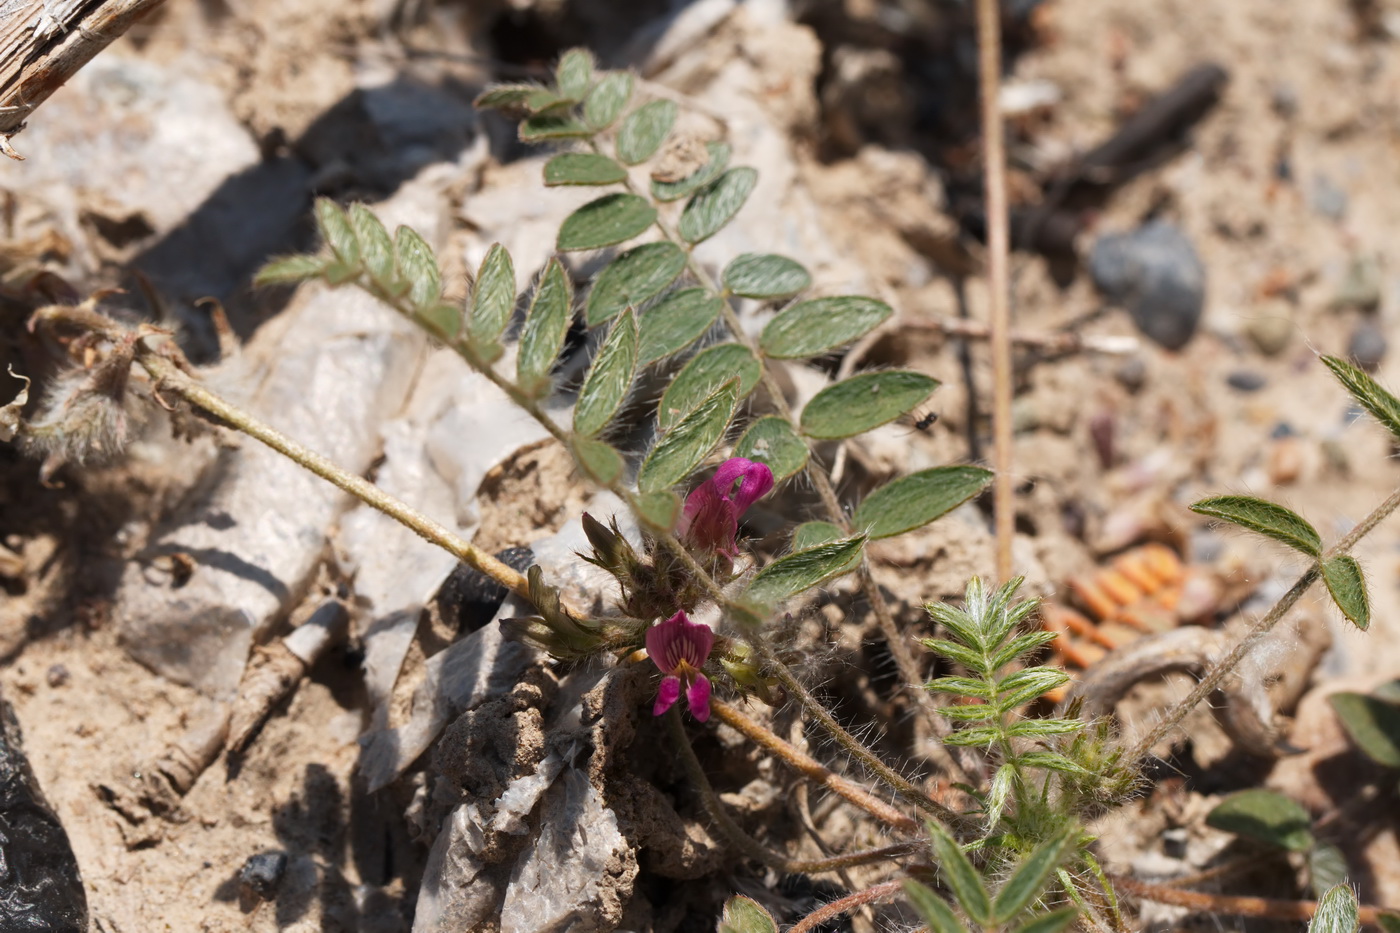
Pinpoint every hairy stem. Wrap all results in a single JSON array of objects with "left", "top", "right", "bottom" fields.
[
  {"left": 975, "top": 0, "right": 1015, "bottom": 582},
  {"left": 666, "top": 709, "right": 919, "bottom": 873},
  {"left": 1124, "top": 484, "right": 1400, "bottom": 771},
  {"left": 787, "top": 881, "right": 904, "bottom": 933},
  {"left": 1113, "top": 874, "right": 1390, "bottom": 925},
  {"left": 133, "top": 343, "right": 532, "bottom": 601},
  {"left": 710, "top": 698, "right": 920, "bottom": 834}
]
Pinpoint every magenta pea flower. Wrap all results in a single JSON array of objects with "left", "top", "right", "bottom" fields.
[
  {"left": 678, "top": 457, "right": 774, "bottom": 559},
  {"left": 646, "top": 610, "right": 715, "bottom": 722}
]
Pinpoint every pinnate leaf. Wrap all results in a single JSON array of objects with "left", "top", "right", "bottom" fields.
[
  {"left": 616, "top": 100, "right": 677, "bottom": 165},
  {"left": 349, "top": 204, "right": 393, "bottom": 284},
  {"left": 760, "top": 296, "right": 891, "bottom": 359},
  {"left": 994, "top": 829, "right": 1076, "bottom": 923},
  {"left": 853, "top": 465, "right": 992, "bottom": 539},
  {"left": 255, "top": 254, "right": 329, "bottom": 286},
  {"left": 554, "top": 48, "right": 593, "bottom": 99},
  {"left": 1206, "top": 789, "right": 1314, "bottom": 852},
  {"left": 1329, "top": 691, "right": 1400, "bottom": 767},
  {"left": 545, "top": 152, "right": 627, "bottom": 187},
  {"left": 474, "top": 84, "right": 539, "bottom": 111},
  {"left": 903, "top": 882, "right": 968, "bottom": 933},
  {"left": 1309, "top": 884, "right": 1359, "bottom": 933},
  {"left": 516, "top": 258, "right": 573, "bottom": 398},
  {"left": 585, "top": 241, "right": 687, "bottom": 325},
  {"left": 1322, "top": 354, "right": 1400, "bottom": 444},
  {"left": 679, "top": 167, "right": 757, "bottom": 244},
  {"left": 659, "top": 343, "right": 761, "bottom": 429},
  {"left": 651, "top": 141, "right": 730, "bottom": 202},
  {"left": 718, "top": 895, "right": 778, "bottom": 933},
  {"left": 583, "top": 72, "right": 634, "bottom": 130},
  {"left": 520, "top": 114, "right": 591, "bottom": 141},
  {"left": 745, "top": 536, "right": 865, "bottom": 607},
  {"left": 723, "top": 253, "right": 812, "bottom": 299},
  {"left": 558, "top": 194, "right": 657, "bottom": 251},
  {"left": 801, "top": 371, "right": 939, "bottom": 439},
  {"left": 1190, "top": 495, "right": 1322, "bottom": 557},
  {"left": 316, "top": 198, "right": 358, "bottom": 268},
  {"left": 734, "top": 416, "right": 808, "bottom": 481},
  {"left": 574, "top": 309, "right": 638, "bottom": 437},
  {"left": 638, "top": 380, "right": 737, "bottom": 493},
  {"left": 394, "top": 225, "right": 442, "bottom": 314},
  {"left": 637, "top": 288, "right": 722, "bottom": 365},
  {"left": 1322, "top": 555, "right": 1370, "bottom": 630},
  {"left": 468, "top": 244, "right": 515, "bottom": 360}
]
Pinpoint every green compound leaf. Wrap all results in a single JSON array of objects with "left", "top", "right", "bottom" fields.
[
  {"left": 615, "top": 99, "right": 678, "bottom": 165},
  {"left": 554, "top": 48, "right": 594, "bottom": 100},
  {"left": 734, "top": 415, "right": 808, "bottom": 481},
  {"left": 1329, "top": 691, "right": 1400, "bottom": 768},
  {"left": 1010, "top": 908, "right": 1079, "bottom": 933},
  {"left": 523, "top": 87, "right": 573, "bottom": 114},
  {"left": 315, "top": 198, "right": 359, "bottom": 268},
  {"left": 718, "top": 895, "right": 778, "bottom": 933},
  {"left": 651, "top": 141, "right": 730, "bottom": 202},
  {"left": 630, "top": 489, "right": 680, "bottom": 533},
  {"left": 760, "top": 296, "right": 892, "bottom": 359},
  {"left": 723, "top": 253, "right": 812, "bottom": 300},
  {"left": 544, "top": 152, "right": 628, "bottom": 187},
  {"left": 1322, "top": 555, "right": 1371, "bottom": 630},
  {"left": 995, "top": 667, "right": 1072, "bottom": 712},
  {"left": 1322, "top": 354, "right": 1400, "bottom": 444},
  {"left": 927, "top": 820, "right": 993, "bottom": 927},
  {"left": 1309, "top": 884, "right": 1359, "bottom": 933},
  {"left": 571, "top": 435, "right": 624, "bottom": 486},
  {"left": 583, "top": 71, "right": 634, "bottom": 130},
  {"left": 557, "top": 194, "right": 657, "bottom": 252},
  {"left": 255, "top": 253, "right": 330, "bottom": 287},
  {"left": 852, "top": 465, "right": 992, "bottom": 539},
  {"left": 745, "top": 536, "right": 866, "bottom": 607},
  {"left": 994, "top": 829, "right": 1077, "bottom": 924},
  {"left": 574, "top": 308, "right": 639, "bottom": 437},
  {"left": 1189, "top": 495, "right": 1322, "bottom": 558},
  {"left": 791, "top": 520, "right": 845, "bottom": 551},
  {"left": 520, "top": 114, "right": 591, "bottom": 142},
  {"left": 659, "top": 343, "right": 761, "bottom": 430},
  {"left": 679, "top": 167, "right": 758, "bottom": 244},
  {"left": 800, "top": 370, "right": 939, "bottom": 440},
  {"left": 394, "top": 225, "right": 443, "bottom": 316},
  {"left": 637, "top": 288, "right": 722, "bottom": 366},
  {"left": 516, "top": 258, "right": 573, "bottom": 398},
  {"left": 903, "top": 881, "right": 969, "bottom": 933},
  {"left": 1310, "top": 843, "right": 1349, "bottom": 900},
  {"left": 348, "top": 204, "right": 393, "bottom": 285},
  {"left": 1206, "top": 789, "right": 1314, "bottom": 852},
  {"left": 585, "top": 241, "right": 687, "bottom": 326},
  {"left": 473, "top": 84, "right": 541, "bottom": 111},
  {"left": 468, "top": 244, "right": 516, "bottom": 362},
  {"left": 638, "top": 380, "right": 738, "bottom": 493}
]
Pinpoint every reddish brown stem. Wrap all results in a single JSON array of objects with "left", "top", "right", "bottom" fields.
[
  {"left": 789, "top": 880, "right": 904, "bottom": 933},
  {"left": 1114, "top": 875, "right": 1390, "bottom": 925}
]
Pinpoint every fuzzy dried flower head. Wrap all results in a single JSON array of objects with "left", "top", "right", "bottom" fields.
[
  {"left": 678, "top": 457, "right": 774, "bottom": 560},
  {"left": 646, "top": 610, "right": 714, "bottom": 722}
]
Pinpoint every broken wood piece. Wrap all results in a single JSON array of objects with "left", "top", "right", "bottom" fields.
[
  {"left": 0, "top": 0, "right": 171, "bottom": 155},
  {"left": 226, "top": 599, "right": 349, "bottom": 754}
]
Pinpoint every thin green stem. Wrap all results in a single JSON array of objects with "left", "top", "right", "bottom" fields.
[
  {"left": 666, "top": 708, "right": 920, "bottom": 873},
  {"left": 133, "top": 343, "right": 533, "bottom": 602},
  {"left": 1123, "top": 484, "right": 1400, "bottom": 773}
]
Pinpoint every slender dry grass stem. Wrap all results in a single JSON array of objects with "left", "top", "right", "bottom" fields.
[{"left": 976, "top": 0, "right": 1016, "bottom": 582}]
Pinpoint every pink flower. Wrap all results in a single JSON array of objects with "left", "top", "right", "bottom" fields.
[
  {"left": 646, "top": 610, "right": 715, "bottom": 722},
  {"left": 678, "top": 457, "right": 774, "bottom": 559}
]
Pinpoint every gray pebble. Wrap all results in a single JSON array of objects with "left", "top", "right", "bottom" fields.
[
  {"left": 239, "top": 851, "right": 288, "bottom": 901},
  {"left": 1090, "top": 221, "right": 1205, "bottom": 351},
  {"left": 1331, "top": 255, "right": 1381, "bottom": 312},
  {"left": 1348, "top": 318, "right": 1388, "bottom": 372},
  {"left": 1226, "top": 370, "right": 1267, "bottom": 392},
  {"left": 1113, "top": 355, "right": 1147, "bottom": 392},
  {"left": 1311, "top": 174, "right": 1348, "bottom": 220}
]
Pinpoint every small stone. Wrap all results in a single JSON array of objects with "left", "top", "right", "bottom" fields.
[
  {"left": 44, "top": 665, "right": 69, "bottom": 688},
  {"left": 1311, "top": 174, "right": 1348, "bottom": 220},
  {"left": 435, "top": 546, "right": 535, "bottom": 634},
  {"left": 1090, "top": 221, "right": 1205, "bottom": 351},
  {"left": 1245, "top": 305, "right": 1294, "bottom": 356},
  {"left": 1227, "top": 370, "right": 1267, "bottom": 392},
  {"left": 1347, "top": 318, "right": 1388, "bottom": 372},
  {"left": 1331, "top": 255, "right": 1382, "bottom": 312},
  {"left": 1270, "top": 83, "right": 1299, "bottom": 119},
  {"left": 1268, "top": 436, "right": 1304, "bottom": 485},
  {"left": 238, "top": 851, "right": 288, "bottom": 902},
  {"left": 1113, "top": 355, "right": 1147, "bottom": 393}
]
